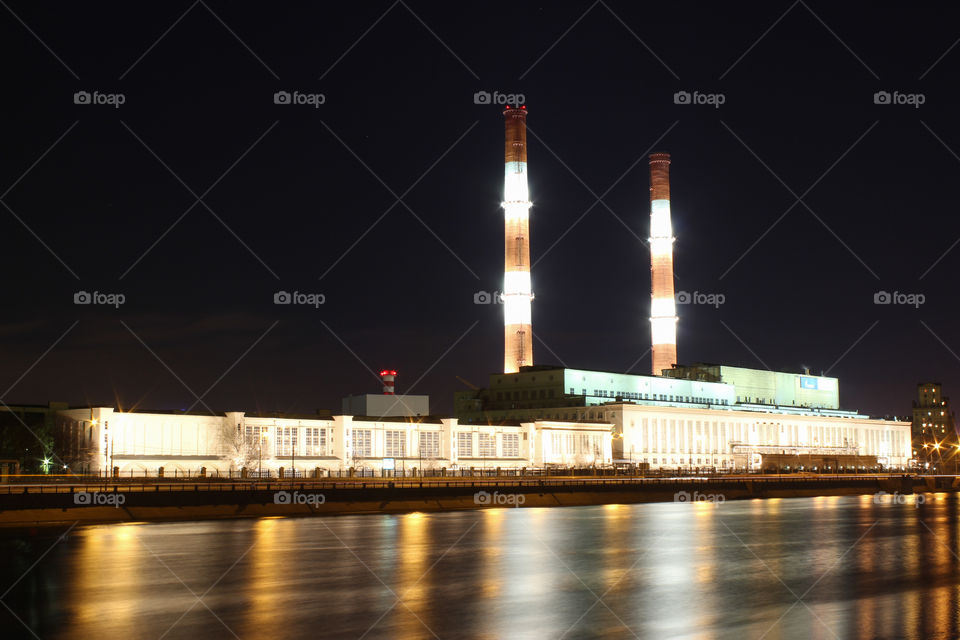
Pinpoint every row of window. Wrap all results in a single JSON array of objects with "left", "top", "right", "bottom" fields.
[
  {"left": 245, "top": 426, "right": 524, "bottom": 459},
  {"left": 548, "top": 433, "right": 601, "bottom": 457},
  {"left": 495, "top": 389, "right": 557, "bottom": 401},
  {"left": 245, "top": 426, "right": 329, "bottom": 457},
  {"left": 646, "top": 457, "right": 732, "bottom": 466},
  {"left": 353, "top": 430, "right": 518, "bottom": 458},
  {"left": 631, "top": 418, "right": 906, "bottom": 457},
  {"left": 573, "top": 388, "right": 727, "bottom": 405}
]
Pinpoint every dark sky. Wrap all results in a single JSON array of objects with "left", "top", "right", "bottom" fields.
[{"left": 2, "top": 1, "right": 958, "bottom": 418}]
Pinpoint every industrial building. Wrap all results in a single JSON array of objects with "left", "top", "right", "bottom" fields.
[
  {"left": 455, "top": 109, "right": 912, "bottom": 471},
  {"left": 454, "top": 366, "right": 911, "bottom": 470},
  {"left": 54, "top": 407, "right": 612, "bottom": 476},
  {"left": 48, "top": 105, "right": 912, "bottom": 476},
  {"left": 54, "top": 367, "right": 613, "bottom": 475},
  {"left": 663, "top": 363, "right": 839, "bottom": 409}
]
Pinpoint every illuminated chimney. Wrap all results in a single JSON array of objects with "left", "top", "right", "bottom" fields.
[
  {"left": 502, "top": 105, "right": 533, "bottom": 374},
  {"left": 379, "top": 370, "right": 397, "bottom": 395},
  {"left": 649, "top": 152, "right": 677, "bottom": 376}
]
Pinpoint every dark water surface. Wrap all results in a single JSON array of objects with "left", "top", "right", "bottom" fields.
[{"left": 2, "top": 493, "right": 959, "bottom": 639}]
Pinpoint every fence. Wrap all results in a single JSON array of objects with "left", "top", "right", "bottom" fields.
[{"left": 0, "top": 472, "right": 927, "bottom": 495}]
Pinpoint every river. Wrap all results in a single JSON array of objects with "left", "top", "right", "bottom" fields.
[{"left": 1, "top": 492, "right": 958, "bottom": 639}]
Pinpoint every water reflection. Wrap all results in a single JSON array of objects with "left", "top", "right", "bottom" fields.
[{"left": 1, "top": 494, "right": 960, "bottom": 638}]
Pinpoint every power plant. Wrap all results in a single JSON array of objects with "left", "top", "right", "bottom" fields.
[
  {"left": 50, "top": 104, "right": 913, "bottom": 476},
  {"left": 453, "top": 105, "right": 912, "bottom": 472},
  {"left": 501, "top": 105, "right": 534, "bottom": 374}
]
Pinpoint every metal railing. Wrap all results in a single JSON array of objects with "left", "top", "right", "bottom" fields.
[{"left": 0, "top": 473, "right": 924, "bottom": 495}]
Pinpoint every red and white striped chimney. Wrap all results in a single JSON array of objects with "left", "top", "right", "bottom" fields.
[{"left": 379, "top": 370, "right": 397, "bottom": 395}]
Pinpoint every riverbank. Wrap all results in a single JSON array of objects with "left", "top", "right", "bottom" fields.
[{"left": 0, "top": 475, "right": 953, "bottom": 528}]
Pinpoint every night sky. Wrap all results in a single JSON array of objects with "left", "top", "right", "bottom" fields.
[{"left": 2, "top": 2, "right": 958, "bottom": 418}]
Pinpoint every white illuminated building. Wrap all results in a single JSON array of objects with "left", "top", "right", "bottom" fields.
[
  {"left": 55, "top": 408, "right": 613, "bottom": 476},
  {"left": 455, "top": 366, "right": 914, "bottom": 470},
  {"left": 603, "top": 403, "right": 910, "bottom": 470}
]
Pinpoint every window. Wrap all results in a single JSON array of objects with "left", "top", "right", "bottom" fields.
[
  {"left": 503, "top": 433, "right": 520, "bottom": 457},
  {"left": 353, "top": 429, "right": 372, "bottom": 457},
  {"left": 385, "top": 430, "right": 406, "bottom": 457},
  {"left": 304, "top": 427, "right": 326, "bottom": 455},
  {"left": 419, "top": 431, "right": 440, "bottom": 458},
  {"left": 245, "top": 425, "right": 269, "bottom": 453},
  {"left": 274, "top": 426, "right": 298, "bottom": 456},
  {"left": 479, "top": 433, "right": 496, "bottom": 457},
  {"left": 458, "top": 432, "right": 473, "bottom": 456}
]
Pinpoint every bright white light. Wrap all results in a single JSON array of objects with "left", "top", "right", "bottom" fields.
[
  {"left": 503, "top": 294, "right": 532, "bottom": 325},
  {"left": 503, "top": 201, "right": 531, "bottom": 222},
  {"left": 651, "top": 296, "right": 676, "bottom": 319},
  {"left": 650, "top": 237, "right": 674, "bottom": 256},
  {"left": 650, "top": 316, "right": 677, "bottom": 345},
  {"left": 504, "top": 161, "right": 529, "bottom": 202},
  {"left": 503, "top": 271, "right": 531, "bottom": 295},
  {"left": 650, "top": 199, "right": 672, "bottom": 238}
]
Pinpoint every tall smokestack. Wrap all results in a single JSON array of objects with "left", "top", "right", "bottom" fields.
[
  {"left": 649, "top": 152, "right": 677, "bottom": 376},
  {"left": 502, "top": 105, "right": 533, "bottom": 374}
]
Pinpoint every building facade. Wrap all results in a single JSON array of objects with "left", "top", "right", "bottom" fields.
[
  {"left": 55, "top": 407, "right": 613, "bottom": 475},
  {"left": 609, "top": 403, "right": 910, "bottom": 470},
  {"left": 455, "top": 366, "right": 912, "bottom": 470},
  {"left": 912, "top": 382, "right": 958, "bottom": 470},
  {"left": 664, "top": 364, "right": 839, "bottom": 409}
]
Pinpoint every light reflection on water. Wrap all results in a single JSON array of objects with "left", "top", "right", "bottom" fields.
[{"left": 1, "top": 493, "right": 959, "bottom": 639}]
